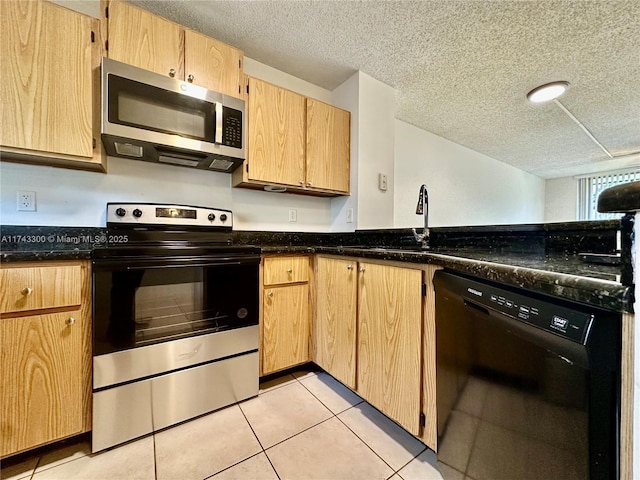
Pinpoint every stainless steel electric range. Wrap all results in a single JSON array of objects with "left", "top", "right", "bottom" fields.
[{"left": 91, "top": 203, "right": 260, "bottom": 452}]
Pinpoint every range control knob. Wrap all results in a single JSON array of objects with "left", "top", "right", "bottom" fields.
[
  {"left": 115, "top": 208, "right": 126, "bottom": 217},
  {"left": 208, "top": 213, "right": 216, "bottom": 221},
  {"left": 219, "top": 213, "right": 228, "bottom": 222},
  {"left": 133, "top": 208, "right": 143, "bottom": 218}
]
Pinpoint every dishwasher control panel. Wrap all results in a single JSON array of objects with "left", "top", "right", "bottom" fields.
[{"left": 454, "top": 274, "right": 594, "bottom": 344}]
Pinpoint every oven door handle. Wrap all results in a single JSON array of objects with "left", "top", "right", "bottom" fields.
[
  {"left": 94, "top": 255, "right": 260, "bottom": 270},
  {"left": 124, "top": 261, "right": 244, "bottom": 270}
]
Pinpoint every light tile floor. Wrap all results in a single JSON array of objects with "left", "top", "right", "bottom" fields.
[{"left": 1, "top": 368, "right": 457, "bottom": 480}]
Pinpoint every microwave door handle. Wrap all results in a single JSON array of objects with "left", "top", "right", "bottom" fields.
[{"left": 215, "top": 102, "right": 223, "bottom": 144}]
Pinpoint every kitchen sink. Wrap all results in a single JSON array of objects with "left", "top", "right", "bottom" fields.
[{"left": 339, "top": 245, "right": 430, "bottom": 254}]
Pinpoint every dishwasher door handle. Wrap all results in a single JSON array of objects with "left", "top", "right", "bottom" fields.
[{"left": 463, "top": 298, "right": 490, "bottom": 315}]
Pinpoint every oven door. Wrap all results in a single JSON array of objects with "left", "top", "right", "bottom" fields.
[{"left": 93, "top": 254, "right": 260, "bottom": 356}]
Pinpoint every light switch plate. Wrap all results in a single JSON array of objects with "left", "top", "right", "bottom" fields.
[
  {"left": 378, "top": 173, "right": 388, "bottom": 191},
  {"left": 289, "top": 209, "right": 297, "bottom": 222}
]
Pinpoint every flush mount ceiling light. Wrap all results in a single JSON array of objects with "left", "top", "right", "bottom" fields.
[{"left": 526, "top": 81, "right": 569, "bottom": 103}]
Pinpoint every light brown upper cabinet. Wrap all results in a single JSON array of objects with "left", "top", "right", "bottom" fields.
[
  {"left": 106, "top": 1, "right": 243, "bottom": 98},
  {"left": 0, "top": 0, "right": 105, "bottom": 171},
  {"left": 233, "top": 78, "right": 351, "bottom": 196},
  {"left": 306, "top": 99, "right": 351, "bottom": 193},
  {"left": 244, "top": 77, "right": 306, "bottom": 187}
]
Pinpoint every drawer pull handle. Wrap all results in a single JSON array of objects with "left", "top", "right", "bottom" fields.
[
  {"left": 267, "top": 291, "right": 273, "bottom": 297},
  {"left": 21, "top": 287, "right": 33, "bottom": 296},
  {"left": 287, "top": 269, "right": 293, "bottom": 274},
  {"left": 359, "top": 266, "right": 365, "bottom": 273},
  {"left": 66, "top": 317, "right": 76, "bottom": 326},
  {"left": 347, "top": 264, "right": 353, "bottom": 270},
  {"left": 169, "top": 68, "right": 176, "bottom": 77},
  {"left": 187, "top": 74, "right": 195, "bottom": 83}
]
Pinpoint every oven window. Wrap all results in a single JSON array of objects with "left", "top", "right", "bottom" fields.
[{"left": 93, "top": 262, "right": 258, "bottom": 355}]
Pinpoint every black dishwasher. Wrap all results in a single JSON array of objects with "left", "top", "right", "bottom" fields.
[{"left": 434, "top": 270, "right": 620, "bottom": 480}]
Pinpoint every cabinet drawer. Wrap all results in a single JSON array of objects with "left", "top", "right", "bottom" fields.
[
  {"left": 263, "top": 256, "right": 309, "bottom": 285},
  {"left": 0, "top": 265, "right": 82, "bottom": 314}
]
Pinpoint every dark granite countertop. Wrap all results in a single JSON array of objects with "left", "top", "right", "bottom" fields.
[{"left": 2, "top": 221, "right": 633, "bottom": 313}]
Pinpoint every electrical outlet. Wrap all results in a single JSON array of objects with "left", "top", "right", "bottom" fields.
[
  {"left": 346, "top": 208, "right": 354, "bottom": 223},
  {"left": 17, "top": 191, "right": 36, "bottom": 211},
  {"left": 288, "top": 209, "right": 297, "bottom": 222},
  {"left": 378, "top": 173, "right": 388, "bottom": 191}
]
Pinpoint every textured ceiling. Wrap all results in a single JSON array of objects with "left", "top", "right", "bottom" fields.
[{"left": 133, "top": 0, "right": 640, "bottom": 178}]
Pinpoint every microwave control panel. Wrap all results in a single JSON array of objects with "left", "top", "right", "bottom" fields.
[{"left": 222, "top": 107, "right": 243, "bottom": 148}]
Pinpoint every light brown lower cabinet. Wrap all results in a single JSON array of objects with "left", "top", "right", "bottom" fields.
[
  {"left": 261, "top": 255, "right": 311, "bottom": 376},
  {"left": 0, "top": 261, "right": 92, "bottom": 458},
  {"left": 313, "top": 256, "right": 357, "bottom": 389},
  {"left": 357, "top": 262, "right": 423, "bottom": 436}
]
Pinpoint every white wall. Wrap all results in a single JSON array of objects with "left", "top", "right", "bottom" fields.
[
  {"left": 329, "top": 72, "right": 359, "bottom": 232},
  {"left": 394, "top": 121, "right": 545, "bottom": 227},
  {"left": 544, "top": 176, "right": 578, "bottom": 222},
  {"left": 355, "top": 73, "right": 397, "bottom": 229}
]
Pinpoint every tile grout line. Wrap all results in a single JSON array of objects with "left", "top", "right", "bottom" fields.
[
  {"left": 152, "top": 432, "right": 158, "bottom": 480},
  {"left": 296, "top": 371, "right": 429, "bottom": 477},
  {"left": 237, "top": 402, "right": 281, "bottom": 480},
  {"left": 29, "top": 455, "right": 42, "bottom": 480},
  {"left": 333, "top": 412, "right": 416, "bottom": 476}
]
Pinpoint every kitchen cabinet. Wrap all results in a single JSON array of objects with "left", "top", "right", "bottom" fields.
[
  {"left": 313, "top": 256, "right": 427, "bottom": 438},
  {"left": 357, "top": 262, "right": 423, "bottom": 435},
  {"left": 313, "top": 256, "right": 357, "bottom": 389},
  {"left": 261, "top": 256, "right": 311, "bottom": 375},
  {"left": 233, "top": 78, "right": 351, "bottom": 196},
  {"left": 0, "top": 0, "right": 105, "bottom": 172},
  {"left": 106, "top": 1, "right": 243, "bottom": 98},
  {"left": 0, "top": 261, "right": 92, "bottom": 458}
]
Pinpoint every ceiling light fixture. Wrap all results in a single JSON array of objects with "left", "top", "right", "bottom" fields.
[{"left": 526, "top": 81, "right": 569, "bottom": 103}]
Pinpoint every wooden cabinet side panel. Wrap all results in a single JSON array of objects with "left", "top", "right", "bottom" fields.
[
  {"left": 421, "top": 265, "right": 441, "bottom": 450},
  {"left": 262, "top": 284, "right": 310, "bottom": 375},
  {"left": 108, "top": 1, "right": 184, "bottom": 79},
  {"left": 184, "top": 29, "right": 242, "bottom": 98},
  {"left": 313, "top": 257, "right": 357, "bottom": 389},
  {"left": 248, "top": 78, "right": 305, "bottom": 186},
  {"left": 357, "top": 263, "right": 422, "bottom": 435},
  {"left": 0, "top": 311, "right": 84, "bottom": 456},
  {"left": 0, "top": 0, "right": 93, "bottom": 158},
  {"left": 0, "top": 265, "right": 82, "bottom": 315},
  {"left": 306, "top": 99, "right": 351, "bottom": 193}
]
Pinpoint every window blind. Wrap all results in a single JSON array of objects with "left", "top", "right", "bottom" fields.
[{"left": 577, "top": 169, "right": 640, "bottom": 220}]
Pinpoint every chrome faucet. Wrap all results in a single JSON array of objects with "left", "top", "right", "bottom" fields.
[{"left": 412, "top": 184, "right": 429, "bottom": 249}]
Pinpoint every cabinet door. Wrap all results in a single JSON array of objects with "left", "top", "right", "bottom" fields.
[
  {"left": 247, "top": 77, "right": 305, "bottom": 186},
  {"left": 0, "top": 0, "right": 93, "bottom": 158},
  {"left": 184, "top": 29, "right": 242, "bottom": 98},
  {"left": 314, "top": 257, "right": 357, "bottom": 389},
  {"left": 1, "top": 311, "right": 85, "bottom": 456},
  {"left": 108, "top": 1, "right": 184, "bottom": 80},
  {"left": 357, "top": 263, "right": 422, "bottom": 435},
  {"left": 262, "top": 284, "right": 310, "bottom": 375},
  {"left": 306, "top": 99, "right": 351, "bottom": 193}
]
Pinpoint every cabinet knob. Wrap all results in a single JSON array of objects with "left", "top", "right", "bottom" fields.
[
  {"left": 287, "top": 268, "right": 293, "bottom": 274},
  {"left": 267, "top": 291, "right": 273, "bottom": 297},
  {"left": 21, "top": 287, "right": 32, "bottom": 296},
  {"left": 299, "top": 181, "right": 304, "bottom": 185},
  {"left": 359, "top": 266, "right": 365, "bottom": 273},
  {"left": 169, "top": 69, "right": 176, "bottom": 78},
  {"left": 66, "top": 317, "right": 76, "bottom": 326},
  {"left": 187, "top": 74, "right": 195, "bottom": 83},
  {"left": 347, "top": 264, "right": 353, "bottom": 270},
  {"left": 307, "top": 181, "right": 313, "bottom": 186}
]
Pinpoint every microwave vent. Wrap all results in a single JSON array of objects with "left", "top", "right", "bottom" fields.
[
  {"left": 115, "top": 142, "right": 143, "bottom": 157},
  {"left": 158, "top": 151, "right": 201, "bottom": 167},
  {"left": 209, "top": 158, "right": 234, "bottom": 171}
]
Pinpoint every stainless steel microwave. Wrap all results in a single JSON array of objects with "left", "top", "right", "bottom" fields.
[{"left": 101, "top": 57, "right": 245, "bottom": 173}]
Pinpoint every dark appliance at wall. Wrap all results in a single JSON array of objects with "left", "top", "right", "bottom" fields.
[
  {"left": 92, "top": 203, "right": 260, "bottom": 452},
  {"left": 434, "top": 270, "right": 620, "bottom": 480}
]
